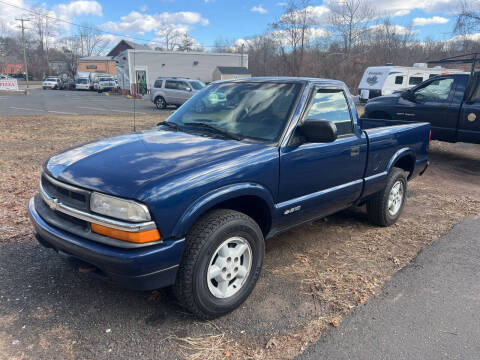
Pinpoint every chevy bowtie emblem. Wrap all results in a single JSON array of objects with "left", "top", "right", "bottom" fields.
[{"left": 49, "top": 198, "right": 59, "bottom": 210}]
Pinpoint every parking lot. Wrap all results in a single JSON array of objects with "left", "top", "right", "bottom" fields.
[
  {"left": 0, "top": 91, "right": 479, "bottom": 359},
  {"left": 0, "top": 88, "right": 170, "bottom": 116}
]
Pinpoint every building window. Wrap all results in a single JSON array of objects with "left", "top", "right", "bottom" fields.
[{"left": 86, "top": 65, "right": 98, "bottom": 69}]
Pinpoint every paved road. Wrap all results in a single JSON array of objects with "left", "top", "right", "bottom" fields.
[
  {"left": 0, "top": 88, "right": 171, "bottom": 116},
  {"left": 298, "top": 217, "right": 480, "bottom": 360}
]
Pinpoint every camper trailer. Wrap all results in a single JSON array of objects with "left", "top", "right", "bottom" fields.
[{"left": 358, "top": 63, "right": 464, "bottom": 102}]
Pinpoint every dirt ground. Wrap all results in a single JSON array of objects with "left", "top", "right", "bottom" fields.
[{"left": 0, "top": 114, "right": 479, "bottom": 360}]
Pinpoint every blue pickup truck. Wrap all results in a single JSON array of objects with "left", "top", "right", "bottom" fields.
[
  {"left": 29, "top": 77, "right": 430, "bottom": 318},
  {"left": 363, "top": 72, "right": 480, "bottom": 144}
]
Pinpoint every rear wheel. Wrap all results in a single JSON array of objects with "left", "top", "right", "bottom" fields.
[
  {"left": 155, "top": 96, "right": 166, "bottom": 109},
  {"left": 173, "top": 209, "right": 264, "bottom": 319},
  {"left": 367, "top": 167, "right": 407, "bottom": 226}
]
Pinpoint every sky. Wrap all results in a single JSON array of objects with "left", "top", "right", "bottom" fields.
[{"left": 1, "top": 0, "right": 479, "bottom": 50}]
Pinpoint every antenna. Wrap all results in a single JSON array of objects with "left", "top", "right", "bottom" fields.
[
  {"left": 16, "top": 17, "right": 30, "bottom": 89},
  {"left": 133, "top": 47, "right": 136, "bottom": 132}
]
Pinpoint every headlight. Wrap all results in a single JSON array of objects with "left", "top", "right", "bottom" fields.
[{"left": 90, "top": 192, "right": 151, "bottom": 222}]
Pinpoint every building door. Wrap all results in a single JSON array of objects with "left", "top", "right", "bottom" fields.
[{"left": 136, "top": 70, "right": 147, "bottom": 95}]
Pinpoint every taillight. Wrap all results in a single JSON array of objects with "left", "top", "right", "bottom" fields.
[{"left": 428, "top": 130, "right": 432, "bottom": 145}]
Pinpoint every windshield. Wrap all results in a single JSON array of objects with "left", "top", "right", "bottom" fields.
[
  {"left": 189, "top": 81, "right": 205, "bottom": 90},
  {"left": 166, "top": 81, "right": 302, "bottom": 142},
  {"left": 99, "top": 77, "right": 113, "bottom": 81},
  {"left": 77, "top": 79, "right": 88, "bottom": 84},
  {"left": 45, "top": 78, "right": 57, "bottom": 81}
]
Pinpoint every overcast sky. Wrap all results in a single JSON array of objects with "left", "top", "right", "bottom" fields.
[{"left": 1, "top": 0, "right": 478, "bottom": 49}]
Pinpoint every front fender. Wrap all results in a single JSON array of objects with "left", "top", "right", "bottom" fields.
[{"left": 171, "top": 182, "right": 275, "bottom": 238}]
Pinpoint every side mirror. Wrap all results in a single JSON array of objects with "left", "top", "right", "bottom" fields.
[
  {"left": 401, "top": 89, "right": 413, "bottom": 101},
  {"left": 299, "top": 119, "right": 337, "bottom": 143},
  {"left": 185, "top": 87, "right": 192, "bottom": 92}
]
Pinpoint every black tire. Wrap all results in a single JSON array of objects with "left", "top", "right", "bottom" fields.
[
  {"left": 367, "top": 167, "right": 407, "bottom": 226},
  {"left": 155, "top": 96, "right": 167, "bottom": 109},
  {"left": 173, "top": 209, "right": 265, "bottom": 319}
]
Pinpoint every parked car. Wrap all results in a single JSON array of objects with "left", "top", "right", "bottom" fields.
[
  {"left": 151, "top": 77, "right": 206, "bottom": 109},
  {"left": 357, "top": 63, "right": 464, "bottom": 103},
  {"left": 362, "top": 73, "right": 480, "bottom": 144},
  {"left": 28, "top": 77, "right": 430, "bottom": 318},
  {"left": 42, "top": 77, "right": 62, "bottom": 90},
  {"left": 62, "top": 78, "right": 76, "bottom": 90},
  {"left": 94, "top": 76, "right": 116, "bottom": 93}
]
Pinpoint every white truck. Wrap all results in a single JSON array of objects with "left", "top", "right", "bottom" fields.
[
  {"left": 75, "top": 72, "right": 92, "bottom": 91},
  {"left": 358, "top": 63, "right": 464, "bottom": 103}
]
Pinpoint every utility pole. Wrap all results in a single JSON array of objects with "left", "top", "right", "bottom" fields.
[
  {"left": 16, "top": 18, "right": 30, "bottom": 89},
  {"left": 240, "top": 43, "right": 245, "bottom": 68}
]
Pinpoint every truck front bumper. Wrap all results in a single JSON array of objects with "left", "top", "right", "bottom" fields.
[{"left": 28, "top": 197, "right": 185, "bottom": 291}]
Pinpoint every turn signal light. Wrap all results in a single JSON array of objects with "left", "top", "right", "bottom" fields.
[
  {"left": 91, "top": 223, "right": 161, "bottom": 243},
  {"left": 429, "top": 130, "right": 432, "bottom": 145}
]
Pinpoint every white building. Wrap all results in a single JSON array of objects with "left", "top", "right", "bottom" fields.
[{"left": 113, "top": 48, "right": 248, "bottom": 93}]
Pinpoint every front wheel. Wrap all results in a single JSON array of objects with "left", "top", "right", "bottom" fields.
[
  {"left": 367, "top": 167, "right": 407, "bottom": 226},
  {"left": 173, "top": 209, "right": 265, "bottom": 319},
  {"left": 155, "top": 96, "right": 166, "bottom": 109}
]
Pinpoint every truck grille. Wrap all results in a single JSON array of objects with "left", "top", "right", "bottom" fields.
[{"left": 41, "top": 174, "right": 90, "bottom": 211}]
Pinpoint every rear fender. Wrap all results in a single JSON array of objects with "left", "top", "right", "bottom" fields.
[
  {"left": 171, "top": 183, "right": 275, "bottom": 238},
  {"left": 386, "top": 148, "right": 416, "bottom": 176}
]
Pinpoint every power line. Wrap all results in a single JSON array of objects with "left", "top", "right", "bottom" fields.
[{"left": 0, "top": 0, "right": 234, "bottom": 50}]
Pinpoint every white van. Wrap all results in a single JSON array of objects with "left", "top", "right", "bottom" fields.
[{"left": 358, "top": 63, "right": 464, "bottom": 102}]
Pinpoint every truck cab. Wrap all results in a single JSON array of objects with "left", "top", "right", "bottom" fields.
[{"left": 364, "top": 73, "right": 480, "bottom": 144}]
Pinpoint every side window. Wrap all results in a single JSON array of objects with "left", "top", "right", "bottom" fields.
[
  {"left": 305, "top": 90, "right": 353, "bottom": 136},
  {"left": 413, "top": 78, "right": 455, "bottom": 102},
  {"left": 395, "top": 76, "right": 404, "bottom": 85},
  {"left": 409, "top": 76, "right": 423, "bottom": 85},
  {"left": 165, "top": 80, "right": 179, "bottom": 90},
  {"left": 154, "top": 79, "right": 163, "bottom": 88},
  {"left": 177, "top": 81, "right": 190, "bottom": 91}
]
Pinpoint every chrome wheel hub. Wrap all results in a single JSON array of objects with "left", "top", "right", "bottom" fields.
[
  {"left": 207, "top": 236, "right": 252, "bottom": 299},
  {"left": 388, "top": 180, "right": 404, "bottom": 216}
]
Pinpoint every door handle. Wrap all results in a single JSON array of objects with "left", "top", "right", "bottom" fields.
[{"left": 350, "top": 146, "right": 360, "bottom": 157}]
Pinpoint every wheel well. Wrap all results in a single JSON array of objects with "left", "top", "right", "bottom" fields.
[
  {"left": 370, "top": 111, "right": 391, "bottom": 120},
  {"left": 210, "top": 196, "right": 272, "bottom": 237},
  {"left": 393, "top": 155, "right": 415, "bottom": 178},
  {"left": 154, "top": 95, "right": 164, "bottom": 101}
]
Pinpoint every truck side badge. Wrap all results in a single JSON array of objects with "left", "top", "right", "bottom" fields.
[{"left": 284, "top": 206, "right": 301, "bottom": 215}]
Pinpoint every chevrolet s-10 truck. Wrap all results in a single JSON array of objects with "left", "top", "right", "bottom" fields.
[{"left": 29, "top": 77, "right": 430, "bottom": 318}]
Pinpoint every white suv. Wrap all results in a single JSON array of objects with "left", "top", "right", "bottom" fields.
[
  {"left": 42, "top": 77, "right": 62, "bottom": 90},
  {"left": 150, "top": 77, "right": 205, "bottom": 109}
]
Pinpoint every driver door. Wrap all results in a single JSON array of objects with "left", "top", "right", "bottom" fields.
[
  {"left": 277, "top": 87, "right": 367, "bottom": 230},
  {"left": 406, "top": 76, "right": 456, "bottom": 140}
]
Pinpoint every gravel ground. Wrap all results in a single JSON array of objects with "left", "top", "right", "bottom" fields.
[{"left": 0, "top": 114, "right": 479, "bottom": 359}]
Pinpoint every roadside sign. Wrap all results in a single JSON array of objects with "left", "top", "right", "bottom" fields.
[{"left": 0, "top": 78, "right": 19, "bottom": 90}]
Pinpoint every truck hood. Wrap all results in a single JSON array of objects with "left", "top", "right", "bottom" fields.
[{"left": 45, "top": 128, "right": 270, "bottom": 199}]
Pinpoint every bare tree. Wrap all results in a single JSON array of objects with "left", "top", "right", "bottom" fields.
[
  {"left": 77, "top": 23, "right": 110, "bottom": 56},
  {"left": 177, "top": 32, "right": 194, "bottom": 52},
  {"left": 328, "top": 0, "right": 375, "bottom": 58},
  {"left": 454, "top": 0, "right": 480, "bottom": 36},
  {"left": 270, "top": 0, "right": 315, "bottom": 76},
  {"left": 155, "top": 25, "right": 183, "bottom": 51}
]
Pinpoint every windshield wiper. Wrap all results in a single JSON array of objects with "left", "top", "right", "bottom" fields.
[
  {"left": 183, "top": 122, "right": 243, "bottom": 141},
  {"left": 159, "top": 120, "right": 180, "bottom": 130}
]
